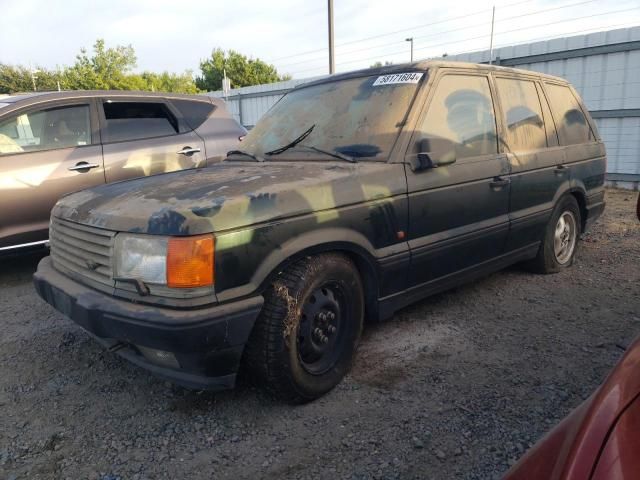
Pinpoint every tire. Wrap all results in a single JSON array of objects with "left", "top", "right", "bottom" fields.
[
  {"left": 526, "top": 195, "right": 582, "bottom": 274},
  {"left": 244, "top": 253, "right": 364, "bottom": 403}
]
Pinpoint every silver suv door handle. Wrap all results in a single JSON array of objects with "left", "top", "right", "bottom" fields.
[
  {"left": 68, "top": 162, "right": 100, "bottom": 172},
  {"left": 177, "top": 147, "right": 201, "bottom": 156}
]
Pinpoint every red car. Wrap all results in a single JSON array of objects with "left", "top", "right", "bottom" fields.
[{"left": 504, "top": 335, "right": 640, "bottom": 480}]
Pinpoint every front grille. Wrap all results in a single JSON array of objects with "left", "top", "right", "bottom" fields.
[{"left": 49, "top": 217, "right": 116, "bottom": 291}]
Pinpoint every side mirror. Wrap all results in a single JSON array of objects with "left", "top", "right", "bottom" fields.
[{"left": 412, "top": 137, "right": 456, "bottom": 171}]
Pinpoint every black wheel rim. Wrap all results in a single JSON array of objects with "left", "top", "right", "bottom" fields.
[{"left": 297, "top": 282, "right": 348, "bottom": 375}]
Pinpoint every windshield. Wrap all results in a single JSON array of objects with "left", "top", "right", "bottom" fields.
[{"left": 240, "top": 73, "right": 423, "bottom": 160}]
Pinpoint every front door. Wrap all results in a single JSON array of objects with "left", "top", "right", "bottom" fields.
[
  {"left": 405, "top": 71, "right": 511, "bottom": 288},
  {"left": 98, "top": 98, "right": 206, "bottom": 183},
  {"left": 0, "top": 101, "right": 105, "bottom": 249}
]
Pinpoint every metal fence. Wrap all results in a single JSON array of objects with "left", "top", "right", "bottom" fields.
[{"left": 208, "top": 26, "right": 640, "bottom": 188}]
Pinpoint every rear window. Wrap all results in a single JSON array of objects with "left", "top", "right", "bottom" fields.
[
  {"left": 102, "top": 101, "right": 178, "bottom": 143},
  {"left": 495, "top": 77, "right": 546, "bottom": 151},
  {"left": 544, "top": 83, "right": 592, "bottom": 145},
  {"left": 171, "top": 99, "right": 215, "bottom": 130}
]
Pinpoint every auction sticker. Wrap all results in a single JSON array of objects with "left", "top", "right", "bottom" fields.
[{"left": 372, "top": 72, "right": 423, "bottom": 86}]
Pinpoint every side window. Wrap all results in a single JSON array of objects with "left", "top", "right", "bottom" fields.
[
  {"left": 544, "top": 83, "right": 592, "bottom": 145},
  {"left": 171, "top": 99, "right": 215, "bottom": 130},
  {"left": 535, "top": 83, "right": 559, "bottom": 148},
  {"left": 102, "top": 102, "right": 178, "bottom": 143},
  {"left": 0, "top": 105, "right": 91, "bottom": 155},
  {"left": 415, "top": 74, "right": 497, "bottom": 160},
  {"left": 495, "top": 77, "right": 546, "bottom": 151}
]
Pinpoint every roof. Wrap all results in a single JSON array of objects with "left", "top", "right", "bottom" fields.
[
  {"left": 0, "top": 90, "right": 224, "bottom": 112},
  {"left": 297, "top": 60, "right": 569, "bottom": 90}
]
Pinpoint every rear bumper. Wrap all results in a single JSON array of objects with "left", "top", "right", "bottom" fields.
[{"left": 33, "top": 256, "right": 264, "bottom": 390}]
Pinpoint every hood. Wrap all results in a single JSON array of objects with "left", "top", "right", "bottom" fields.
[{"left": 53, "top": 161, "right": 402, "bottom": 235}]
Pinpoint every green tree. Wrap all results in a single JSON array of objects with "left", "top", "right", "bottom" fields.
[
  {"left": 196, "top": 48, "right": 290, "bottom": 92},
  {"left": 61, "top": 39, "right": 138, "bottom": 90},
  {"left": 370, "top": 61, "right": 394, "bottom": 68},
  {"left": 0, "top": 64, "right": 61, "bottom": 94},
  {"left": 1, "top": 39, "right": 197, "bottom": 94},
  {"left": 139, "top": 71, "right": 199, "bottom": 94}
]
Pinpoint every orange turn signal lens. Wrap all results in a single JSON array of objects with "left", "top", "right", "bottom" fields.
[{"left": 167, "top": 235, "right": 214, "bottom": 288}]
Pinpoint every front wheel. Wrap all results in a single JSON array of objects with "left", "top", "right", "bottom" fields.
[
  {"left": 526, "top": 195, "right": 581, "bottom": 274},
  {"left": 244, "top": 253, "right": 364, "bottom": 403}
]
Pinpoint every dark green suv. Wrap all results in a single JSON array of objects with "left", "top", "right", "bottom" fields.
[{"left": 34, "top": 61, "right": 606, "bottom": 402}]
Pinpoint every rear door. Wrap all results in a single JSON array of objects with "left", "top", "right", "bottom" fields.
[
  {"left": 492, "top": 74, "right": 568, "bottom": 252},
  {"left": 170, "top": 98, "right": 244, "bottom": 165},
  {"left": 543, "top": 82, "right": 605, "bottom": 202},
  {"left": 0, "top": 99, "right": 104, "bottom": 249},
  {"left": 405, "top": 70, "right": 511, "bottom": 288},
  {"left": 99, "top": 98, "right": 206, "bottom": 183}
]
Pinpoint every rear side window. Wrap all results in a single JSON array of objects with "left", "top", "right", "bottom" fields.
[
  {"left": 495, "top": 78, "right": 546, "bottom": 151},
  {"left": 171, "top": 99, "right": 215, "bottom": 130},
  {"left": 0, "top": 104, "right": 91, "bottom": 155},
  {"left": 415, "top": 74, "right": 497, "bottom": 159},
  {"left": 102, "top": 101, "right": 178, "bottom": 142},
  {"left": 544, "top": 84, "right": 592, "bottom": 145}
]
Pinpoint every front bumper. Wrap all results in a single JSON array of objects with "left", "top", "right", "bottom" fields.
[{"left": 33, "top": 256, "right": 264, "bottom": 390}]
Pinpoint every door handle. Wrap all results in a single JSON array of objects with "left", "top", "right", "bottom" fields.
[
  {"left": 177, "top": 146, "right": 201, "bottom": 156},
  {"left": 490, "top": 177, "right": 510, "bottom": 190},
  {"left": 554, "top": 165, "right": 568, "bottom": 175},
  {"left": 68, "top": 162, "right": 100, "bottom": 172}
]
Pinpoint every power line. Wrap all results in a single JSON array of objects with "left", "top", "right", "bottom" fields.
[
  {"left": 447, "top": 21, "right": 640, "bottom": 57},
  {"left": 286, "top": 7, "right": 640, "bottom": 76},
  {"left": 269, "top": 0, "right": 532, "bottom": 63},
  {"left": 277, "top": 0, "right": 598, "bottom": 71}
]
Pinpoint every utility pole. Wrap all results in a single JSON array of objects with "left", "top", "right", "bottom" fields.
[
  {"left": 328, "top": 0, "right": 335, "bottom": 74},
  {"left": 405, "top": 37, "right": 414, "bottom": 62},
  {"left": 488, "top": 6, "right": 495, "bottom": 65}
]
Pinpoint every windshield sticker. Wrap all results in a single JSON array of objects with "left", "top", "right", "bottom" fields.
[{"left": 372, "top": 72, "right": 423, "bottom": 86}]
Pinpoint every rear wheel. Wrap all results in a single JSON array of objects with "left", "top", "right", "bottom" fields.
[
  {"left": 244, "top": 253, "right": 364, "bottom": 403},
  {"left": 526, "top": 195, "right": 581, "bottom": 274}
]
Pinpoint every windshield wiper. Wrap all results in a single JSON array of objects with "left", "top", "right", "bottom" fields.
[
  {"left": 299, "top": 145, "right": 357, "bottom": 163},
  {"left": 227, "top": 150, "right": 265, "bottom": 162},
  {"left": 265, "top": 124, "right": 315, "bottom": 156}
]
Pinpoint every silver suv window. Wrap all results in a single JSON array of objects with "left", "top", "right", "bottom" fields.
[
  {"left": 0, "top": 104, "right": 91, "bottom": 155},
  {"left": 102, "top": 101, "right": 178, "bottom": 143}
]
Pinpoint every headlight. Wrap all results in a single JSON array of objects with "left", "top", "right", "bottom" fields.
[
  {"left": 115, "top": 235, "right": 168, "bottom": 284},
  {"left": 115, "top": 234, "right": 214, "bottom": 288}
]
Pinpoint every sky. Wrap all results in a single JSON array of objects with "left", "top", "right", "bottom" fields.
[{"left": 1, "top": 0, "right": 639, "bottom": 80}]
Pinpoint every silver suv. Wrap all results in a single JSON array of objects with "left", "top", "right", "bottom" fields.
[{"left": 0, "top": 91, "right": 245, "bottom": 253}]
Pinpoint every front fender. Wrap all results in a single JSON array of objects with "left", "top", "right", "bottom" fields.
[{"left": 213, "top": 190, "right": 410, "bottom": 305}]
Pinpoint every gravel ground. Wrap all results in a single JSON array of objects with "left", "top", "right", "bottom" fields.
[{"left": 1, "top": 188, "right": 639, "bottom": 480}]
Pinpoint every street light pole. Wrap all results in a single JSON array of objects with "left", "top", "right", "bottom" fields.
[
  {"left": 328, "top": 0, "right": 335, "bottom": 74},
  {"left": 405, "top": 37, "right": 414, "bottom": 62}
]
